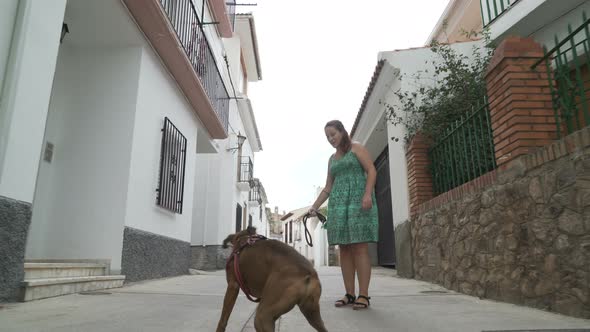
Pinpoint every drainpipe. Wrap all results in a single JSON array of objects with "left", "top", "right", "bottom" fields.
[{"left": 201, "top": 159, "right": 210, "bottom": 246}]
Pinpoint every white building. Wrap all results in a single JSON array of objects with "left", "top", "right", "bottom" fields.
[
  {"left": 351, "top": 0, "right": 590, "bottom": 276},
  {"left": 280, "top": 202, "right": 329, "bottom": 268},
  {"left": 0, "top": 0, "right": 266, "bottom": 302},
  {"left": 190, "top": 12, "right": 268, "bottom": 270},
  {"left": 352, "top": 41, "right": 482, "bottom": 270}
]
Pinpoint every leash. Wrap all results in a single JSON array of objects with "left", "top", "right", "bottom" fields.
[
  {"left": 226, "top": 234, "right": 266, "bottom": 303},
  {"left": 302, "top": 212, "right": 327, "bottom": 247}
]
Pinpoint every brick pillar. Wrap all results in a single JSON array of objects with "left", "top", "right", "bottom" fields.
[
  {"left": 485, "top": 36, "right": 558, "bottom": 166},
  {"left": 406, "top": 133, "right": 433, "bottom": 217}
]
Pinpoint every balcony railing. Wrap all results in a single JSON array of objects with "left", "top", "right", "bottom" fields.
[
  {"left": 532, "top": 12, "right": 590, "bottom": 138},
  {"left": 238, "top": 156, "right": 253, "bottom": 185},
  {"left": 159, "top": 0, "right": 229, "bottom": 133},
  {"left": 481, "top": 0, "right": 520, "bottom": 27},
  {"left": 227, "top": 0, "right": 236, "bottom": 31},
  {"left": 249, "top": 179, "right": 262, "bottom": 204}
]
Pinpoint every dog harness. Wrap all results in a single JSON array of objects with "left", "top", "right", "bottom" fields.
[{"left": 226, "top": 234, "right": 267, "bottom": 303}]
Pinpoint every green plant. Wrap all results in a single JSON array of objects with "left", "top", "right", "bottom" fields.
[{"left": 384, "top": 30, "right": 495, "bottom": 143}]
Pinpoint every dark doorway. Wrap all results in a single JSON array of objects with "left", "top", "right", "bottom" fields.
[
  {"left": 248, "top": 215, "right": 252, "bottom": 227},
  {"left": 375, "top": 147, "right": 396, "bottom": 266},
  {"left": 236, "top": 204, "right": 242, "bottom": 232}
]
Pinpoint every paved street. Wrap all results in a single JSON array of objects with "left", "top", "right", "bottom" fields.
[{"left": 1, "top": 267, "right": 589, "bottom": 332}]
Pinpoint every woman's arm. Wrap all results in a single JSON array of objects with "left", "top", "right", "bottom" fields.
[
  {"left": 352, "top": 142, "right": 377, "bottom": 210},
  {"left": 310, "top": 156, "right": 334, "bottom": 211}
]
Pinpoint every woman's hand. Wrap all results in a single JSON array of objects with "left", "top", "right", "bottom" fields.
[
  {"left": 361, "top": 194, "right": 372, "bottom": 210},
  {"left": 308, "top": 207, "right": 318, "bottom": 216}
]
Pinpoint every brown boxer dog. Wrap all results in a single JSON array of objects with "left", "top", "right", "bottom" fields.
[{"left": 216, "top": 226, "right": 328, "bottom": 332}]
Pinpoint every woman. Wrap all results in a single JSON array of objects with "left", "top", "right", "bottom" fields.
[{"left": 309, "top": 120, "right": 379, "bottom": 310}]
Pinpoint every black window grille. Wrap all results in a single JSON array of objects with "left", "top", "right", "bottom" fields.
[
  {"left": 156, "top": 117, "right": 188, "bottom": 214},
  {"left": 239, "top": 156, "right": 253, "bottom": 184}
]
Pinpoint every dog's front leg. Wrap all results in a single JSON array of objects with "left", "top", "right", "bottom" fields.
[{"left": 216, "top": 281, "right": 240, "bottom": 332}]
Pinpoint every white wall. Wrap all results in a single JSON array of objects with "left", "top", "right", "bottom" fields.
[
  {"left": 252, "top": 201, "right": 268, "bottom": 237},
  {"left": 0, "top": 0, "right": 66, "bottom": 203},
  {"left": 192, "top": 97, "right": 258, "bottom": 245},
  {"left": 190, "top": 3, "right": 265, "bottom": 247},
  {"left": 0, "top": 0, "right": 18, "bottom": 95},
  {"left": 192, "top": 153, "right": 222, "bottom": 245},
  {"left": 223, "top": 36, "right": 242, "bottom": 92},
  {"left": 27, "top": 46, "right": 142, "bottom": 271},
  {"left": 313, "top": 221, "right": 329, "bottom": 267},
  {"left": 192, "top": 138, "right": 240, "bottom": 245},
  {"left": 123, "top": 46, "right": 200, "bottom": 242}
]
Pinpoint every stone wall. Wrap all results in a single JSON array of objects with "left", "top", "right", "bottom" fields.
[
  {"left": 0, "top": 196, "right": 32, "bottom": 302},
  {"left": 190, "top": 245, "right": 231, "bottom": 271},
  {"left": 121, "top": 227, "right": 190, "bottom": 282},
  {"left": 412, "top": 127, "right": 590, "bottom": 318}
]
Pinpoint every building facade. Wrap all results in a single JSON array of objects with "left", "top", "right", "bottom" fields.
[
  {"left": 0, "top": 0, "right": 266, "bottom": 302},
  {"left": 352, "top": 0, "right": 590, "bottom": 318}
]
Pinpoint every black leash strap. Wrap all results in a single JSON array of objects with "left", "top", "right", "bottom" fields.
[{"left": 302, "top": 212, "right": 327, "bottom": 247}]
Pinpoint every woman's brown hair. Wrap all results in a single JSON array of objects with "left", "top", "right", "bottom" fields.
[{"left": 325, "top": 120, "right": 352, "bottom": 152}]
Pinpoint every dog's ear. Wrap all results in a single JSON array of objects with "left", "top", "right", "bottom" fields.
[
  {"left": 247, "top": 226, "right": 257, "bottom": 235},
  {"left": 222, "top": 234, "right": 235, "bottom": 248}
]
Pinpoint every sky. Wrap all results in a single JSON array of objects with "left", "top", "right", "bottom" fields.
[{"left": 243, "top": 0, "right": 451, "bottom": 213}]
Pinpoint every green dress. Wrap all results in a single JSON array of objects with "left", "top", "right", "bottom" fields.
[{"left": 326, "top": 150, "right": 379, "bottom": 245}]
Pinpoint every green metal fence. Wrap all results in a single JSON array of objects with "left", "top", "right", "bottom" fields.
[
  {"left": 481, "top": 0, "right": 520, "bottom": 27},
  {"left": 532, "top": 12, "right": 590, "bottom": 138},
  {"left": 428, "top": 99, "right": 497, "bottom": 196}
]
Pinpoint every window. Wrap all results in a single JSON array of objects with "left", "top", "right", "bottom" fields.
[
  {"left": 284, "top": 224, "right": 288, "bottom": 242},
  {"left": 156, "top": 117, "right": 187, "bottom": 214},
  {"left": 236, "top": 204, "right": 242, "bottom": 232}
]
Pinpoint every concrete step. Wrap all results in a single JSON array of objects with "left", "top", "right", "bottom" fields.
[
  {"left": 21, "top": 275, "right": 125, "bottom": 301},
  {"left": 24, "top": 262, "right": 107, "bottom": 279}
]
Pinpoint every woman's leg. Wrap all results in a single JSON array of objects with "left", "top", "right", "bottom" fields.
[
  {"left": 351, "top": 243, "right": 371, "bottom": 305},
  {"left": 339, "top": 244, "right": 356, "bottom": 298}
]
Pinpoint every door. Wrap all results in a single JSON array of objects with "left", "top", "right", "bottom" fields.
[
  {"left": 236, "top": 203, "right": 242, "bottom": 232},
  {"left": 375, "top": 148, "right": 396, "bottom": 266}
]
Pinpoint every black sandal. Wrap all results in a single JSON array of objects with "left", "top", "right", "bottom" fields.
[
  {"left": 334, "top": 293, "right": 355, "bottom": 307},
  {"left": 353, "top": 295, "right": 371, "bottom": 310}
]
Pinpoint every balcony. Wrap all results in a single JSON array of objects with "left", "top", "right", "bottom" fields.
[
  {"left": 481, "top": 0, "right": 587, "bottom": 42},
  {"left": 122, "top": 0, "right": 229, "bottom": 139},
  {"left": 248, "top": 179, "right": 262, "bottom": 206},
  {"left": 481, "top": 0, "right": 520, "bottom": 27},
  {"left": 237, "top": 156, "right": 253, "bottom": 191}
]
